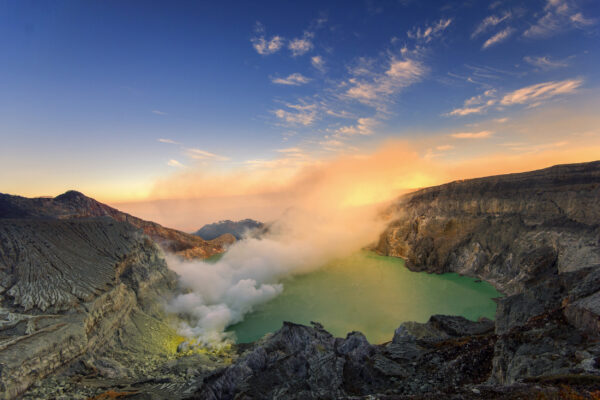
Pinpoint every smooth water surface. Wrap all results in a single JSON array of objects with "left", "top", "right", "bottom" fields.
[{"left": 229, "top": 251, "right": 501, "bottom": 344}]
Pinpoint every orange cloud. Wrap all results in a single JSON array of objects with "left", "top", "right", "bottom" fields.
[
  {"left": 450, "top": 130, "right": 493, "bottom": 139},
  {"left": 111, "top": 95, "right": 600, "bottom": 230},
  {"left": 116, "top": 139, "right": 600, "bottom": 231}
]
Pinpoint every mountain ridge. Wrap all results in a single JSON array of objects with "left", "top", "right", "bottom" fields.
[
  {"left": 0, "top": 190, "right": 234, "bottom": 259},
  {"left": 193, "top": 218, "right": 264, "bottom": 240}
]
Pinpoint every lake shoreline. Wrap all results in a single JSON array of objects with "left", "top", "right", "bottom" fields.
[{"left": 229, "top": 250, "right": 501, "bottom": 344}]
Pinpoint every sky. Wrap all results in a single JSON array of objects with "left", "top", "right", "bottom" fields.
[{"left": 1, "top": 0, "right": 599, "bottom": 228}]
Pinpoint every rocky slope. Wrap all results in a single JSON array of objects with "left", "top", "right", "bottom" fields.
[
  {"left": 0, "top": 190, "right": 233, "bottom": 259},
  {"left": 190, "top": 316, "right": 600, "bottom": 400},
  {"left": 0, "top": 192, "right": 239, "bottom": 399},
  {"left": 0, "top": 218, "right": 177, "bottom": 398}
]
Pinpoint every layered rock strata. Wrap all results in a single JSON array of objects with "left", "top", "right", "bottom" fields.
[
  {"left": 0, "top": 218, "right": 179, "bottom": 399},
  {"left": 375, "top": 161, "right": 600, "bottom": 295}
]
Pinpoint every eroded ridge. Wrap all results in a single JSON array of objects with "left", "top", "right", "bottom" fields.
[{"left": 0, "top": 218, "right": 136, "bottom": 312}]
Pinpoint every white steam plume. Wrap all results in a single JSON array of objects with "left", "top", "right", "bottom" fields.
[{"left": 166, "top": 205, "right": 385, "bottom": 344}]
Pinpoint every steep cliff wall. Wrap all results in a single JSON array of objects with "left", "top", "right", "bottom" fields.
[
  {"left": 375, "top": 161, "right": 600, "bottom": 295},
  {"left": 373, "top": 161, "right": 600, "bottom": 385}
]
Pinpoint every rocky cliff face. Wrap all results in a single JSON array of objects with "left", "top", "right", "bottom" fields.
[
  {"left": 375, "top": 161, "right": 600, "bottom": 295},
  {"left": 0, "top": 218, "right": 180, "bottom": 398},
  {"left": 0, "top": 192, "right": 238, "bottom": 399},
  {"left": 372, "top": 161, "right": 600, "bottom": 386},
  {"left": 0, "top": 190, "right": 231, "bottom": 259}
]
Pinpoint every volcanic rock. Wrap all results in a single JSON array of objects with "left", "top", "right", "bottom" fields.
[{"left": 0, "top": 190, "right": 228, "bottom": 259}]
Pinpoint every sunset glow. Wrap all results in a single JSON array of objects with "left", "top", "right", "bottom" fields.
[{"left": 1, "top": 0, "right": 598, "bottom": 227}]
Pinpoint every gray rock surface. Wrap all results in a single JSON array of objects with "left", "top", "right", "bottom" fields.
[
  {"left": 189, "top": 318, "right": 518, "bottom": 399},
  {"left": 187, "top": 311, "right": 600, "bottom": 399},
  {"left": 372, "top": 161, "right": 600, "bottom": 387},
  {"left": 0, "top": 218, "right": 183, "bottom": 399},
  {"left": 375, "top": 161, "right": 600, "bottom": 295}
]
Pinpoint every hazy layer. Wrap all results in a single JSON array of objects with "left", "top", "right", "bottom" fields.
[{"left": 116, "top": 140, "right": 600, "bottom": 231}]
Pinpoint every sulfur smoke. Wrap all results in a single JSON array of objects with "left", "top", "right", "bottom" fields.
[
  {"left": 166, "top": 205, "right": 386, "bottom": 344},
  {"left": 163, "top": 143, "right": 432, "bottom": 343},
  {"left": 159, "top": 140, "right": 600, "bottom": 343}
]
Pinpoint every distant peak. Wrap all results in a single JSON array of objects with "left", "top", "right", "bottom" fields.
[{"left": 55, "top": 190, "right": 88, "bottom": 201}]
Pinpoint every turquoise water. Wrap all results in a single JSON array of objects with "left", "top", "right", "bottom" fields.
[{"left": 228, "top": 251, "right": 501, "bottom": 344}]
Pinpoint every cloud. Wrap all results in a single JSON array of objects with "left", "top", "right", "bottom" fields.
[
  {"left": 251, "top": 23, "right": 284, "bottom": 55},
  {"left": 158, "top": 138, "right": 180, "bottom": 145},
  {"left": 502, "top": 140, "right": 569, "bottom": 153},
  {"left": 289, "top": 33, "right": 314, "bottom": 56},
  {"left": 152, "top": 110, "right": 168, "bottom": 115},
  {"left": 570, "top": 12, "right": 595, "bottom": 26},
  {"left": 500, "top": 79, "right": 582, "bottom": 105},
  {"left": 244, "top": 156, "right": 311, "bottom": 170},
  {"left": 523, "top": 55, "right": 569, "bottom": 70},
  {"left": 334, "top": 117, "right": 377, "bottom": 137},
  {"left": 447, "top": 79, "right": 583, "bottom": 116},
  {"left": 326, "top": 109, "right": 355, "bottom": 119},
  {"left": 311, "top": 55, "right": 326, "bottom": 71},
  {"left": 482, "top": 27, "right": 515, "bottom": 49},
  {"left": 167, "top": 159, "right": 185, "bottom": 168},
  {"left": 276, "top": 147, "right": 303, "bottom": 154},
  {"left": 252, "top": 35, "right": 284, "bottom": 55},
  {"left": 447, "top": 106, "right": 486, "bottom": 116},
  {"left": 524, "top": 0, "right": 595, "bottom": 38},
  {"left": 185, "top": 148, "right": 230, "bottom": 161},
  {"left": 273, "top": 103, "right": 317, "bottom": 126},
  {"left": 348, "top": 57, "right": 377, "bottom": 77},
  {"left": 436, "top": 144, "right": 454, "bottom": 151},
  {"left": 464, "top": 90, "right": 496, "bottom": 106},
  {"left": 345, "top": 57, "right": 425, "bottom": 109},
  {"left": 446, "top": 90, "right": 497, "bottom": 116},
  {"left": 472, "top": 12, "right": 511, "bottom": 38},
  {"left": 319, "top": 139, "right": 345, "bottom": 149},
  {"left": 494, "top": 117, "right": 509, "bottom": 123},
  {"left": 275, "top": 148, "right": 307, "bottom": 158},
  {"left": 450, "top": 130, "right": 493, "bottom": 139},
  {"left": 125, "top": 102, "right": 600, "bottom": 228},
  {"left": 271, "top": 73, "right": 311, "bottom": 86},
  {"left": 407, "top": 18, "right": 453, "bottom": 42}
]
